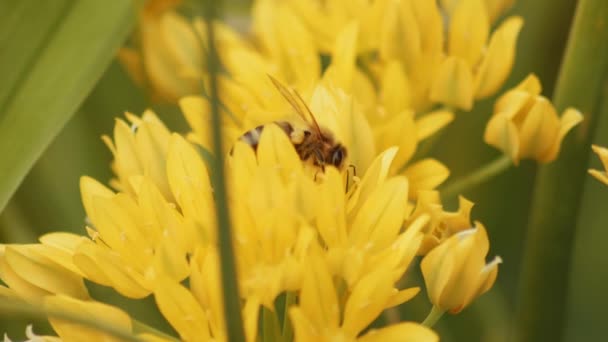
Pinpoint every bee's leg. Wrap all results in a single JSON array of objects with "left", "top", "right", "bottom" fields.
[
  {"left": 348, "top": 164, "right": 357, "bottom": 176},
  {"left": 345, "top": 164, "right": 357, "bottom": 192}
]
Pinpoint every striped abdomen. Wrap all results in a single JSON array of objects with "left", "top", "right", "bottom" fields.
[{"left": 238, "top": 121, "right": 294, "bottom": 151}]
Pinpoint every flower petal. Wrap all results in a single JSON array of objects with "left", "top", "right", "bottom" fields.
[{"left": 430, "top": 56, "right": 474, "bottom": 111}]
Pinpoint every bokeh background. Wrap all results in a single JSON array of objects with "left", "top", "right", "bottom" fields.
[{"left": 2, "top": 0, "right": 606, "bottom": 340}]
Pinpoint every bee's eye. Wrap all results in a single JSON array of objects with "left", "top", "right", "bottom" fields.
[{"left": 331, "top": 147, "right": 345, "bottom": 167}]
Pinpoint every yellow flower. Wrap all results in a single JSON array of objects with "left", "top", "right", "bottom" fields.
[
  {"left": 484, "top": 74, "right": 583, "bottom": 164},
  {"left": 409, "top": 191, "right": 476, "bottom": 255},
  {"left": 118, "top": 1, "right": 201, "bottom": 102},
  {"left": 102, "top": 111, "right": 173, "bottom": 199},
  {"left": 375, "top": 0, "right": 523, "bottom": 111},
  {"left": 0, "top": 242, "right": 89, "bottom": 302},
  {"left": 421, "top": 223, "right": 501, "bottom": 314},
  {"left": 44, "top": 295, "right": 134, "bottom": 342},
  {"left": 0, "top": 105, "right": 465, "bottom": 340},
  {"left": 290, "top": 250, "right": 438, "bottom": 341},
  {"left": 589, "top": 145, "right": 608, "bottom": 185}
]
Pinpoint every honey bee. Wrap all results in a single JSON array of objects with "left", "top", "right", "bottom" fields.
[{"left": 238, "top": 76, "right": 347, "bottom": 171}]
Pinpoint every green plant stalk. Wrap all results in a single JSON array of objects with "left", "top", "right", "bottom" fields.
[
  {"left": 440, "top": 155, "right": 512, "bottom": 200},
  {"left": 514, "top": 1, "right": 608, "bottom": 341},
  {"left": 0, "top": 297, "right": 141, "bottom": 342},
  {"left": 132, "top": 319, "right": 179, "bottom": 341},
  {"left": 202, "top": 1, "right": 246, "bottom": 341},
  {"left": 281, "top": 292, "right": 295, "bottom": 342},
  {"left": 421, "top": 306, "right": 445, "bottom": 328},
  {"left": 262, "top": 307, "right": 281, "bottom": 342}
]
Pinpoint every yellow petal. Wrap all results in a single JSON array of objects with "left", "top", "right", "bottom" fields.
[
  {"left": 385, "top": 287, "right": 420, "bottom": 308},
  {"left": 275, "top": 5, "right": 320, "bottom": 90},
  {"left": 588, "top": 169, "right": 608, "bottom": 186},
  {"left": 430, "top": 56, "right": 474, "bottom": 111},
  {"left": 179, "top": 96, "right": 211, "bottom": 149},
  {"left": 256, "top": 123, "right": 301, "bottom": 175},
  {"left": 0, "top": 246, "right": 50, "bottom": 301},
  {"left": 325, "top": 21, "right": 359, "bottom": 90},
  {"left": 117, "top": 48, "right": 145, "bottom": 87},
  {"left": 299, "top": 253, "right": 340, "bottom": 330},
  {"left": 416, "top": 110, "right": 454, "bottom": 141},
  {"left": 3, "top": 245, "right": 89, "bottom": 300},
  {"left": 449, "top": 0, "right": 489, "bottom": 67},
  {"left": 347, "top": 147, "right": 398, "bottom": 215},
  {"left": 46, "top": 295, "right": 132, "bottom": 342},
  {"left": 342, "top": 266, "right": 394, "bottom": 337},
  {"left": 484, "top": 112, "right": 520, "bottom": 163},
  {"left": 404, "top": 159, "right": 450, "bottom": 197},
  {"left": 485, "top": 0, "right": 515, "bottom": 23},
  {"left": 540, "top": 108, "right": 584, "bottom": 163},
  {"left": 289, "top": 307, "right": 318, "bottom": 341},
  {"left": 518, "top": 98, "right": 560, "bottom": 161},
  {"left": 141, "top": 11, "right": 200, "bottom": 101},
  {"left": 154, "top": 277, "right": 211, "bottom": 341},
  {"left": 474, "top": 16, "right": 524, "bottom": 99},
  {"left": 374, "top": 111, "right": 417, "bottom": 173},
  {"left": 316, "top": 168, "right": 348, "bottom": 248},
  {"left": 359, "top": 322, "right": 438, "bottom": 342},
  {"left": 39, "top": 233, "right": 87, "bottom": 275},
  {"left": 379, "top": 60, "right": 410, "bottom": 116},
  {"left": 349, "top": 177, "right": 409, "bottom": 251},
  {"left": 166, "top": 134, "right": 214, "bottom": 242},
  {"left": 420, "top": 239, "right": 455, "bottom": 308},
  {"left": 79, "top": 176, "right": 114, "bottom": 224}
]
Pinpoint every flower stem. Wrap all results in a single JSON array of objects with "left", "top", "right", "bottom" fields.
[
  {"left": 281, "top": 292, "right": 295, "bottom": 342},
  {"left": 421, "top": 306, "right": 445, "bottom": 328},
  {"left": 440, "top": 155, "right": 512, "bottom": 200},
  {"left": 132, "top": 319, "right": 180, "bottom": 341},
  {"left": 202, "top": 1, "right": 246, "bottom": 341},
  {"left": 262, "top": 307, "right": 281, "bottom": 342},
  {"left": 0, "top": 297, "right": 141, "bottom": 342},
  {"left": 514, "top": 0, "right": 608, "bottom": 341}
]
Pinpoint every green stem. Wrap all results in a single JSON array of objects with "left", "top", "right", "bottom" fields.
[
  {"left": 281, "top": 292, "right": 295, "bottom": 342},
  {"left": 262, "top": 307, "right": 281, "bottom": 342},
  {"left": 0, "top": 297, "right": 141, "bottom": 342},
  {"left": 421, "top": 306, "right": 445, "bottom": 328},
  {"left": 514, "top": 1, "right": 608, "bottom": 341},
  {"left": 132, "top": 319, "right": 180, "bottom": 341},
  {"left": 440, "top": 155, "right": 512, "bottom": 200},
  {"left": 202, "top": 1, "right": 246, "bottom": 341}
]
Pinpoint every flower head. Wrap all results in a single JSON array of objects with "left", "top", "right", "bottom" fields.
[{"left": 484, "top": 74, "right": 583, "bottom": 164}]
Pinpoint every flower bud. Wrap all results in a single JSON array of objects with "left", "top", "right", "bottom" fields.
[
  {"left": 484, "top": 74, "right": 583, "bottom": 164},
  {"left": 421, "top": 222, "right": 501, "bottom": 313}
]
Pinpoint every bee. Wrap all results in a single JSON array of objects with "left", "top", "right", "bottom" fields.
[{"left": 238, "top": 76, "right": 347, "bottom": 171}]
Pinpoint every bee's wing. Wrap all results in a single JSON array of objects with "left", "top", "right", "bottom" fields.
[{"left": 268, "top": 75, "right": 322, "bottom": 136}]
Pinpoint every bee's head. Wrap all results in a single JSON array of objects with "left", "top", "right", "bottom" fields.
[{"left": 329, "top": 144, "right": 347, "bottom": 169}]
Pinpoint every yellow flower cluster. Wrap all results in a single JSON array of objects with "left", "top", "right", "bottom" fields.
[{"left": 1, "top": 0, "right": 586, "bottom": 341}]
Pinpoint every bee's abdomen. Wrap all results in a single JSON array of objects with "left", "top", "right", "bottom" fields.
[{"left": 238, "top": 121, "right": 294, "bottom": 151}]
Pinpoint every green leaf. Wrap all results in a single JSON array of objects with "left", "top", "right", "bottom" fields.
[
  {"left": 0, "top": 0, "right": 137, "bottom": 212},
  {"left": 514, "top": 0, "right": 608, "bottom": 340}
]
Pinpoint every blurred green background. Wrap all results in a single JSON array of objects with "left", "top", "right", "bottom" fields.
[{"left": 2, "top": 0, "right": 607, "bottom": 341}]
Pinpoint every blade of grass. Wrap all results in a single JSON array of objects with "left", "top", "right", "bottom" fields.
[
  {"left": 514, "top": 0, "right": 608, "bottom": 340},
  {"left": 202, "top": 1, "right": 246, "bottom": 341},
  {"left": 0, "top": 0, "right": 137, "bottom": 212}
]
